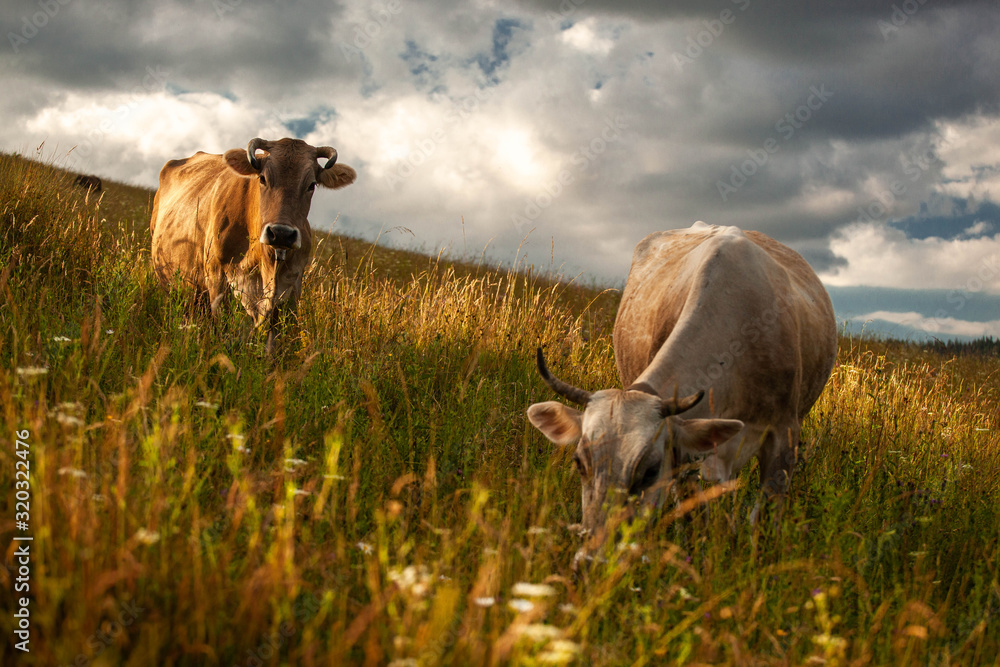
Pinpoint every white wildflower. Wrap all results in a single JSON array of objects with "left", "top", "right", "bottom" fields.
[
  {"left": 388, "top": 565, "right": 432, "bottom": 598},
  {"left": 58, "top": 467, "right": 88, "bottom": 478},
  {"left": 508, "top": 599, "right": 534, "bottom": 613},
  {"left": 538, "top": 639, "right": 583, "bottom": 664},
  {"left": 105, "top": 329, "right": 114, "bottom": 334},
  {"left": 56, "top": 413, "right": 84, "bottom": 427},
  {"left": 52, "top": 336, "right": 72, "bottom": 343},
  {"left": 558, "top": 603, "right": 578, "bottom": 614},
  {"left": 527, "top": 526, "right": 549, "bottom": 535},
  {"left": 134, "top": 528, "right": 160, "bottom": 545},
  {"left": 293, "top": 489, "right": 311, "bottom": 497},
  {"left": 195, "top": 401, "right": 218, "bottom": 409},
  {"left": 473, "top": 596, "right": 496, "bottom": 608},
  {"left": 17, "top": 366, "right": 48, "bottom": 377},
  {"left": 285, "top": 458, "right": 308, "bottom": 472},
  {"left": 356, "top": 541, "right": 374, "bottom": 555},
  {"left": 517, "top": 624, "right": 562, "bottom": 642},
  {"left": 512, "top": 582, "right": 557, "bottom": 598}
]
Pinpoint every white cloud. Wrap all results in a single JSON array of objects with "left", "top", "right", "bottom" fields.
[
  {"left": 822, "top": 223, "right": 1000, "bottom": 293},
  {"left": 560, "top": 19, "right": 616, "bottom": 55},
  {"left": 852, "top": 310, "right": 1000, "bottom": 338}
]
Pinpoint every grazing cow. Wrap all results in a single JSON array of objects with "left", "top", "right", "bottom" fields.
[
  {"left": 527, "top": 222, "right": 837, "bottom": 536},
  {"left": 74, "top": 175, "right": 102, "bottom": 192},
  {"left": 150, "top": 138, "right": 356, "bottom": 352}
]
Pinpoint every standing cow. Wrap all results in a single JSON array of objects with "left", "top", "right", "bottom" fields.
[
  {"left": 150, "top": 138, "right": 356, "bottom": 352},
  {"left": 75, "top": 175, "right": 103, "bottom": 192},
  {"left": 527, "top": 222, "right": 837, "bottom": 535}
]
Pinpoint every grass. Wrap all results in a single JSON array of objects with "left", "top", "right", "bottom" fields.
[{"left": 1, "top": 151, "right": 998, "bottom": 666}]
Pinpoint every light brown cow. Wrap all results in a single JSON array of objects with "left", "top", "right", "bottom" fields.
[
  {"left": 528, "top": 222, "right": 837, "bottom": 536},
  {"left": 150, "top": 138, "right": 356, "bottom": 352}
]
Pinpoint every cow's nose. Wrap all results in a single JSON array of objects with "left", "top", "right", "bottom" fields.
[{"left": 260, "top": 224, "right": 301, "bottom": 249}]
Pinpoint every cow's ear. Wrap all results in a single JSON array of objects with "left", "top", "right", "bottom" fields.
[
  {"left": 224, "top": 149, "right": 260, "bottom": 177},
  {"left": 670, "top": 418, "right": 743, "bottom": 454},
  {"left": 318, "top": 163, "right": 357, "bottom": 190},
  {"left": 527, "top": 401, "right": 582, "bottom": 446}
]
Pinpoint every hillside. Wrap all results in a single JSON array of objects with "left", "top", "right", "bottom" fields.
[{"left": 1, "top": 152, "right": 999, "bottom": 665}]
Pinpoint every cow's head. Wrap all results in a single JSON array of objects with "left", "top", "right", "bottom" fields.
[
  {"left": 527, "top": 348, "right": 743, "bottom": 538},
  {"left": 223, "top": 138, "right": 356, "bottom": 351},
  {"left": 223, "top": 137, "right": 356, "bottom": 264}
]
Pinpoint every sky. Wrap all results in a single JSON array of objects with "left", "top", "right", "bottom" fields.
[{"left": 3, "top": 0, "right": 999, "bottom": 341}]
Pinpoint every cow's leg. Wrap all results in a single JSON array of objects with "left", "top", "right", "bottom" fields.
[
  {"left": 750, "top": 424, "right": 798, "bottom": 526},
  {"left": 207, "top": 260, "right": 229, "bottom": 319}
]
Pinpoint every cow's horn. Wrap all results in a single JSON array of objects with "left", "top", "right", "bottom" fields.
[
  {"left": 536, "top": 347, "right": 592, "bottom": 406},
  {"left": 659, "top": 390, "right": 704, "bottom": 418},
  {"left": 247, "top": 138, "right": 268, "bottom": 170},
  {"left": 317, "top": 146, "right": 338, "bottom": 170}
]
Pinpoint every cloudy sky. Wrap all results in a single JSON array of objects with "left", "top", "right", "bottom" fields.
[{"left": 3, "top": 0, "right": 999, "bottom": 340}]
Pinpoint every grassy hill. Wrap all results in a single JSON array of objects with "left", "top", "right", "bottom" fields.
[{"left": 1, "top": 152, "right": 998, "bottom": 665}]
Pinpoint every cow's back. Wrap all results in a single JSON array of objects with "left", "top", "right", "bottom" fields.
[
  {"left": 614, "top": 223, "right": 836, "bottom": 423},
  {"left": 150, "top": 152, "right": 228, "bottom": 290}
]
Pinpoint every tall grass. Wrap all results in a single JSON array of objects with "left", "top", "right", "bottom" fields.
[{"left": 1, "top": 151, "right": 998, "bottom": 665}]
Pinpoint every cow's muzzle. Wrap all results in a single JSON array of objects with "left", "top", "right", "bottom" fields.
[{"left": 260, "top": 224, "right": 302, "bottom": 257}]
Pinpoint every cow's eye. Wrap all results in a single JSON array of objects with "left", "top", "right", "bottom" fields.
[
  {"left": 629, "top": 460, "right": 661, "bottom": 496},
  {"left": 573, "top": 453, "right": 587, "bottom": 477},
  {"left": 307, "top": 182, "right": 317, "bottom": 192},
  {"left": 259, "top": 174, "right": 267, "bottom": 187}
]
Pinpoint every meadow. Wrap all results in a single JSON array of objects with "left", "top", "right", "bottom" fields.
[{"left": 1, "top": 151, "right": 999, "bottom": 666}]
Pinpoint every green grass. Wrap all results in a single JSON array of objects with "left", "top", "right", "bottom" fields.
[{"left": 1, "top": 151, "right": 998, "bottom": 666}]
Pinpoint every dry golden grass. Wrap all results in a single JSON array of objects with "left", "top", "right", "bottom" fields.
[{"left": 1, "top": 152, "right": 998, "bottom": 665}]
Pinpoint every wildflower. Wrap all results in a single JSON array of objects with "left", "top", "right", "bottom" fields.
[
  {"left": 473, "top": 596, "right": 496, "bottom": 608},
  {"left": 285, "top": 458, "right": 308, "bottom": 472},
  {"left": 58, "top": 467, "right": 88, "bottom": 478},
  {"left": 195, "top": 401, "right": 218, "bottom": 409},
  {"left": 388, "top": 565, "right": 432, "bottom": 597},
  {"left": 558, "top": 603, "right": 578, "bottom": 614},
  {"left": 16, "top": 366, "right": 48, "bottom": 378},
  {"left": 629, "top": 585, "right": 641, "bottom": 592},
  {"left": 293, "top": 489, "right": 311, "bottom": 497},
  {"left": 92, "top": 494, "right": 106, "bottom": 503},
  {"left": 235, "top": 446, "right": 250, "bottom": 454},
  {"left": 538, "top": 639, "right": 582, "bottom": 664},
  {"left": 357, "top": 541, "right": 374, "bottom": 555},
  {"left": 508, "top": 599, "right": 534, "bottom": 613},
  {"left": 134, "top": 528, "right": 160, "bottom": 545},
  {"left": 52, "top": 336, "right": 72, "bottom": 343},
  {"left": 178, "top": 323, "right": 198, "bottom": 330},
  {"left": 678, "top": 587, "right": 698, "bottom": 601},
  {"left": 527, "top": 526, "right": 549, "bottom": 535},
  {"left": 57, "top": 413, "right": 85, "bottom": 427},
  {"left": 518, "top": 624, "right": 562, "bottom": 642},
  {"left": 105, "top": 329, "right": 114, "bottom": 334},
  {"left": 512, "top": 582, "right": 557, "bottom": 598}
]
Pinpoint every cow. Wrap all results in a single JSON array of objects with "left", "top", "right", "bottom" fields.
[
  {"left": 527, "top": 221, "right": 837, "bottom": 539},
  {"left": 74, "top": 175, "right": 102, "bottom": 192},
  {"left": 150, "top": 138, "right": 357, "bottom": 352}
]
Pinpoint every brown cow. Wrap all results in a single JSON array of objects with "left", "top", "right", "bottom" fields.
[
  {"left": 74, "top": 175, "right": 102, "bottom": 192},
  {"left": 527, "top": 222, "right": 837, "bottom": 539},
  {"left": 150, "top": 137, "right": 356, "bottom": 352}
]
